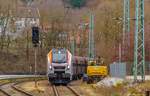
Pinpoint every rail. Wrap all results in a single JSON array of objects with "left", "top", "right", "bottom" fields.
[
  {"left": 67, "top": 85, "right": 81, "bottom": 96},
  {"left": 52, "top": 85, "right": 59, "bottom": 96}
]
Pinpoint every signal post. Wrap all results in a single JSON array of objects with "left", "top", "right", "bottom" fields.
[{"left": 32, "top": 26, "right": 39, "bottom": 88}]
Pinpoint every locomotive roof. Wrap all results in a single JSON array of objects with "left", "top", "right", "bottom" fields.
[{"left": 74, "top": 56, "right": 88, "bottom": 59}]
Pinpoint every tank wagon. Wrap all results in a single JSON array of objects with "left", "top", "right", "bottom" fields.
[{"left": 47, "top": 48, "right": 87, "bottom": 84}]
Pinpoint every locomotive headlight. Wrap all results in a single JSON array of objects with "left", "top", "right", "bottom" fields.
[
  {"left": 67, "top": 65, "right": 70, "bottom": 69},
  {"left": 49, "top": 66, "right": 52, "bottom": 70}
]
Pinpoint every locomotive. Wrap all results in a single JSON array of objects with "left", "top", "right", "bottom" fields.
[{"left": 47, "top": 48, "right": 87, "bottom": 84}]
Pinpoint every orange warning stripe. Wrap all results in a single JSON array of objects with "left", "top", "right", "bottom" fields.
[{"left": 48, "top": 50, "right": 52, "bottom": 64}]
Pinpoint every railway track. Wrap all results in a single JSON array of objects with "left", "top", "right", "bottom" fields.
[
  {"left": 0, "top": 78, "right": 81, "bottom": 96},
  {"left": 52, "top": 85, "right": 59, "bottom": 96},
  {"left": 0, "top": 81, "right": 13, "bottom": 96},
  {"left": 12, "top": 82, "right": 33, "bottom": 96},
  {"left": 67, "top": 86, "right": 80, "bottom": 96},
  {"left": 0, "top": 82, "right": 34, "bottom": 96},
  {"left": 52, "top": 85, "right": 81, "bottom": 96},
  {"left": 0, "top": 77, "right": 46, "bottom": 96}
]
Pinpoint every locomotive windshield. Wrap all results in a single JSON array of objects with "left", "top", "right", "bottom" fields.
[{"left": 52, "top": 49, "right": 67, "bottom": 63}]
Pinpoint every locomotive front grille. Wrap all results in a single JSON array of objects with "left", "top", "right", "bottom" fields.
[{"left": 54, "top": 66, "right": 65, "bottom": 69}]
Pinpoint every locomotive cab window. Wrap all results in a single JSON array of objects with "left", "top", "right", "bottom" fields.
[{"left": 52, "top": 49, "right": 67, "bottom": 63}]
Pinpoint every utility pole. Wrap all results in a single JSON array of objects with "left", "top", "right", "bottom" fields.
[
  {"left": 122, "top": 0, "right": 130, "bottom": 61},
  {"left": 133, "top": 0, "right": 145, "bottom": 82},
  {"left": 88, "top": 12, "right": 94, "bottom": 60},
  {"left": 123, "top": 0, "right": 130, "bottom": 34},
  {"left": 70, "top": 28, "right": 75, "bottom": 56},
  {"left": 34, "top": 46, "right": 37, "bottom": 87},
  {"left": 71, "top": 38, "right": 75, "bottom": 56}
]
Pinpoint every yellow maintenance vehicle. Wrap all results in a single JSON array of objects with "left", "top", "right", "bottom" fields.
[{"left": 86, "top": 58, "right": 108, "bottom": 83}]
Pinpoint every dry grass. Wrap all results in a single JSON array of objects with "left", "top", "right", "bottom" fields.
[{"left": 93, "top": 81, "right": 150, "bottom": 96}]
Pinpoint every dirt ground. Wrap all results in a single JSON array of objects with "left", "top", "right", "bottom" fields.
[
  {"left": 93, "top": 80, "right": 150, "bottom": 96},
  {"left": 17, "top": 80, "right": 103, "bottom": 96},
  {"left": 15, "top": 80, "right": 150, "bottom": 96}
]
